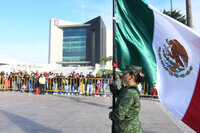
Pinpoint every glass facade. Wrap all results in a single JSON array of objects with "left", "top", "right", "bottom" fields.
[{"left": 63, "top": 28, "right": 86, "bottom": 62}]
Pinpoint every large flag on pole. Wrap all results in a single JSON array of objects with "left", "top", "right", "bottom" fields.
[{"left": 115, "top": 0, "right": 200, "bottom": 132}]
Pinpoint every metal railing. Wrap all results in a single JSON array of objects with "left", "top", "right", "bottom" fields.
[{"left": 0, "top": 76, "right": 157, "bottom": 97}]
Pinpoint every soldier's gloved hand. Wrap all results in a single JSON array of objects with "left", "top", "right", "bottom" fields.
[
  {"left": 110, "top": 82, "right": 119, "bottom": 96},
  {"left": 109, "top": 112, "right": 114, "bottom": 120}
]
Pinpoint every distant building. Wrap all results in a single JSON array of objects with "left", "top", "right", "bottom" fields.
[{"left": 49, "top": 16, "right": 107, "bottom": 66}]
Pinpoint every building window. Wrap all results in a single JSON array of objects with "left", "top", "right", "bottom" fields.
[{"left": 62, "top": 28, "right": 86, "bottom": 62}]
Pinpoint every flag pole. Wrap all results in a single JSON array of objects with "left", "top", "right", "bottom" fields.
[{"left": 112, "top": 0, "right": 116, "bottom": 132}]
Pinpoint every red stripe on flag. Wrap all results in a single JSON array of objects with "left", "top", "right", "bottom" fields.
[{"left": 182, "top": 67, "right": 200, "bottom": 132}]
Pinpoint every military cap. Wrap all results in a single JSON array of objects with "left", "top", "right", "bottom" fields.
[{"left": 122, "top": 65, "right": 142, "bottom": 74}]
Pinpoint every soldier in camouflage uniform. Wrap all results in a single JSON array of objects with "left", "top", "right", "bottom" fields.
[{"left": 109, "top": 65, "right": 143, "bottom": 133}]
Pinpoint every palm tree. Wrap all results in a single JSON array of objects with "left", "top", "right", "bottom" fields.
[
  {"left": 107, "top": 56, "right": 113, "bottom": 63},
  {"left": 163, "top": 9, "right": 187, "bottom": 25},
  {"left": 107, "top": 56, "right": 113, "bottom": 66},
  {"left": 100, "top": 56, "right": 108, "bottom": 65},
  {"left": 100, "top": 56, "right": 113, "bottom": 66}
]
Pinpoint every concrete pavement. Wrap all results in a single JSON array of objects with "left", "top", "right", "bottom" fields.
[{"left": 0, "top": 92, "right": 195, "bottom": 133}]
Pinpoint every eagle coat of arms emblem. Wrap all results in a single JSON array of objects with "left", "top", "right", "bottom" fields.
[{"left": 158, "top": 39, "right": 193, "bottom": 78}]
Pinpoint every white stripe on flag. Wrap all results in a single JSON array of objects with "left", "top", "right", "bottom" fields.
[{"left": 149, "top": 4, "right": 200, "bottom": 120}]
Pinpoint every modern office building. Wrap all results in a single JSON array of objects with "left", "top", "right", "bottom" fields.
[{"left": 49, "top": 16, "right": 107, "bottom": 66}]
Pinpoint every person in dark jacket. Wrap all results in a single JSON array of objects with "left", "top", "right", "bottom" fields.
[
  {"left": 24, "top": 72, "right": 30, "bottom": 92},
  {"left": 68, "top": 73, "right": 73, "bottom": 95},
  {"left": 86, "top": 72, "right": 94, "bottom": 96},
  {"left": 101, "top": 71, "right": 108, "bottom": 97},
  {"left": 79, "top": 72, "right": 85, "bottom": 95}
]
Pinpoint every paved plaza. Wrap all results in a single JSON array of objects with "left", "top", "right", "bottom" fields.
[{"left": 0, "top": 92, "right": 195, "bottom": 133}]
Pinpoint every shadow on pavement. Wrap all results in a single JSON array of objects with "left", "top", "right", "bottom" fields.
[
  {"left": 143, "top": 131, "right": 157, "bottom": 133},
  {"left": 0, "top": 109, "right": 61, "bottom": 133},
  {"left": 55, "top": 95, "right": 110, "bottom": 109},
  {"left": 140, "top": 97, "right": 160, "bottom": 103}
]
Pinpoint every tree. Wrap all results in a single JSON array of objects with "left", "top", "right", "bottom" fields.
[
  {"left": 100, "top": 56, "right": 108, "bottom": 65},
  {"left": 107, "top": 56, "right": 113, "bottom": 63},
  {"left": 163, "top": 9, "right": 187, "bottom": 25},
  {"left": 100, "top": 56, "right": 113, "bottom": 65},
  {"left": 107, "top": 56, "right": 113, "bottom": 66}
]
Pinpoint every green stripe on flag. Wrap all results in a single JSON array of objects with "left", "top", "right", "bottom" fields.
[{"left": 115, "top": 0, "right": 157, "bottom": 86}]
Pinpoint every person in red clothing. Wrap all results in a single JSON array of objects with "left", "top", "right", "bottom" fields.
[
  {"left": 72, "top": 71, "right": 76, "bottom": 77},
  {"left": 153, "top": 88, "right": 158, "bottom": 99},
  {"left": 36, "top": 70, "right": 39, "bottom": 76},
  {"left": 3, "top": 76, "right": 10, "bottom": 89},
  {"left": 44, "top": 72, "right": 48, "bottom": 77},
  {"left": 95, "top": 74, "right": 101, "bottom": 96}
]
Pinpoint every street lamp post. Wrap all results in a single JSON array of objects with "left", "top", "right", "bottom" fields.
[
  {"left": 186, "top": 0, "right": 193, "bottom": 28},
  {"left": 170, "top": 0, "right": 173, "bottom": 13}
]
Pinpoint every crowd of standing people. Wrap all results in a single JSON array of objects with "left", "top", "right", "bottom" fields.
[{"left": 0, "top": 70, "right": 123, "bottom": 97}]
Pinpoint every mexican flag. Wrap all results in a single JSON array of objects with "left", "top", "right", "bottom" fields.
[{"left": 115, "top": 0, "right": 200, "bottom": 132}]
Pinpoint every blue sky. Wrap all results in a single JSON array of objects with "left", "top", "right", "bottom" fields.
[{"left": 0, "top": 0, "right": 199, "bottom": 64}]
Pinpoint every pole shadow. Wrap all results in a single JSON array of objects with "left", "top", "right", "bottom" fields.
[
  {"left": 55, "top": 95, "right": 110, "bottom": 109},
  {"left": 0, "top": 109, "right": 61, "bottom": 133},
  {"left": 143, "top": 131, "right": 157, "bottom": 133}
]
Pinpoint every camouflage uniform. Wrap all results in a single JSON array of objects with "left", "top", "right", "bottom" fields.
[{"left": 109, "top": 84, "right": 142, "bottom": 133}]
